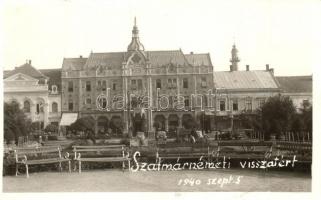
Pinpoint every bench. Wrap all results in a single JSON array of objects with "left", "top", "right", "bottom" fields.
[
  {"left": 156, "top": 146, "right": 213, "bottom": 163},
  {"left": 216, "top": 141, "right": 273, "bottom": 160},
  {"left": 72, "top": 145, "right": 130, "bottom": 173},
  {"left": 14, "top": 146, "right": 71, "bottom": 178}
]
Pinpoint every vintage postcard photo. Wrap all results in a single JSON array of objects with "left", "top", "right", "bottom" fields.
[{"left": 1, "top": 0, "right": 319, "bottom": 198}]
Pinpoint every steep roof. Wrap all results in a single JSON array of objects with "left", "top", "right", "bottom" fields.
[
  {"left": 276, "top": 76, "right": 312, "bottom": 93},
  {"left": 84, "top": 52, "right": 124, "bottom": 69},
  {"left": 39, "top": 68, "right": 62, "bottom": 92},
  {"left": 4, "top": 62, "right": 48, "bottom": 79},
  {"left": 214, "top": 70, "right": 279, "bottom": 90},
  {"left": 62, "top": 57, "right": 87, "bottom": 71},
  {"left": 66, "top": 50, "right": 193, "bottom": 70},
  {"left": 147, "top": 50, "right": 190, "bottom": 67},
  {"left": 185, "top": 53, "right": 212, "bottom": 66}
]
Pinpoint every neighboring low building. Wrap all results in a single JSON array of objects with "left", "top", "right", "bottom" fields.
[
  {"left": 3, "top": 61, "right": 61, "bottom": 129},
  {"left": 276, "top": 76, "right": 312, "bottom": 111},
  {"left": 212, "top": 64, "right": 281, "bottom": 130}
]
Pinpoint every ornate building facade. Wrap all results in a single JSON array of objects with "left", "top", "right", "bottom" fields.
[
  {"left": 61, "top": 19, "right": 214, "bottom": 137},
  {"left": 4, "top": 61, "right": 61, "bottom": 129}
]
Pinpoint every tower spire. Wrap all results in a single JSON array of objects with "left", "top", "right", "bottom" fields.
[
  {"left": 127, "top": 17, "right": 145, "bottom": 51},
  {"left": 230, "top": 43, "right": 240, "bottom": 71}
]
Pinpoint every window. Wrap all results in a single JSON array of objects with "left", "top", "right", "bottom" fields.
[
  {"left": 52, "top": 102, "right": 58, "bottom": 113},
  {"left": 183, "top": 78, "right": 188, "bottom": 89},
  {"left": 138, "top": 79, "right": 143, "bottom": 89},
  {"left": 203, "top": 95, "right": 208, "bottom": 107},
  {"left": 131, "top": 79, "right": 137, "bottom": 89},
  {"left": 68, "top": 102, "right": 73, "bottom": 111},
  {"left": 167, "top": 79, "right": 172, "bottom": 88},
  {"left": 113, "top": 83, "right": 116, "bottom": 90},
  {"left": 232, "top": 100, "right": 238, "bottom": 111},
  {"left": 36, "top": 103, "right": 44, "bottom": 113},
  {"left": 184, "top": 97, "right": 190, "bottom": 107},
  {"left": 167, "top": 78, "right": 177, "bottom": 89},
  {"left": 68, "top": 81, "right": 73, "bottom": 92},
  {"left": 102, "top": 81, "right": 107, "bottom": 91},
  {"left": 220, "top": 100, "right": 226, "bottom": 111},
  {"left": 156, "top": 79, "right": 161, "bottom": 89},
  {"left": 245, "top": 98, "right": 252, "bottom": 111},
  {"left": 258, "top": 98, "right": 266, "bottom": 108},
  {"left": 86, "top": 98, "right": 91, "bottom": 105},
  {"left": 86, "top": 81, "right": 91, "bottom": 92},
  {"left": 201, "top": 77, "right": 207, "bottom": 88},
  {"left": 172, "top": 78, "right": 177, "bottom": 88},
  {"left": 52, "top": 85, "right": 58, "bottom": 94},
  {"left": 23, "top": 101, "right": 30, "bottom": 113}
]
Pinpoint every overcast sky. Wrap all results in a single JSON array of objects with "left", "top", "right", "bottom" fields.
[{"left": 1, "top": 0, "right": 320, "bottom": 76}]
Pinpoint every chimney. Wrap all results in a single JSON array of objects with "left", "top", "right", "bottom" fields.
[
  {"left": 230, "top": 65, "right": 233, "bottom": 71},
  {"left": 79, "top": 55, "right": 83, "bottom": 58},
  {"left": 266, "top": 64, "right": 269, "bottom": 71},
  {"left": 246, "top": 65, "right": 249, "bottom": 71},
  {"left": 28, "top": 60, "right": 31, "bottom": 65},
  {"left": 270, "top": 68, "right": 274, "bottom": 75},
  {"left": 190, "top": 51, "right": 194, "bottom": 55}
]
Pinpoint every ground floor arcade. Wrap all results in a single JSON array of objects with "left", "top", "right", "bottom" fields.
[{"left": 61, "top": 110, "right": 254, "bottom": 138}]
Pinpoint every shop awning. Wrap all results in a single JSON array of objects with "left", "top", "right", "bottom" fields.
[{"left": 59, "top": 113, "right": 78, "bottom": 126}]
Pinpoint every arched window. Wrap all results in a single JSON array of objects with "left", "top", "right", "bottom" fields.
[
  {"left": 24, "top": 100, "right": 30, "bottom": 113},
  {"left": 52, "top": 102, "right": 58, "bottom": 113}
]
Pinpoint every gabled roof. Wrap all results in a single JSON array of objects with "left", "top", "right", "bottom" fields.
[
  {"left": 39, "top": 68, "right": 62, "bottom": 92},
  {"left": 4, "top": 72, "right": 39, "bottom": 82},
  {"left": 276, "top": 76, "right": 312, "bottom": 93},
  {"left": 62, "top": 57, "right": 87, "bottom": 71},
  {"left": 4, "top": 62, "right": 48, "bottom": 80},
  {"left": 214, "top": 70, "right": 279, "bottom": 90},
  {"left": 185, "top": 53, "right": 212, "bottom": 66}
]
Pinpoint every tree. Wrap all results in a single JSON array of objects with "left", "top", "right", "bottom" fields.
[
  {"left": 44, "top": 124, "right": 58, "bottom": 133},
  {"left": 299, "top": 101, "right": 312, "bottom": 133},
  {"left": 261, "top": 95, "right": 296, "bottom": 138},
  {"left": 4, "top": 102, "right": 32, "bottom": 144},
  {"left": 70, "top": 116, "right": 95, "bottom": 132}
]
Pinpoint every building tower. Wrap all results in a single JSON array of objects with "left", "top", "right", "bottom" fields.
[
  {"left": 127, "top": 17, "right": 145, "bottom": 51},
  {"left": 230, "top": 43, "right": 240, "bottom": 71}
]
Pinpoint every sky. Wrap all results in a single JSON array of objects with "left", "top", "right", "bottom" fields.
[{"left": 1, "top": 0, "right": 320, "bottom": 76}]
